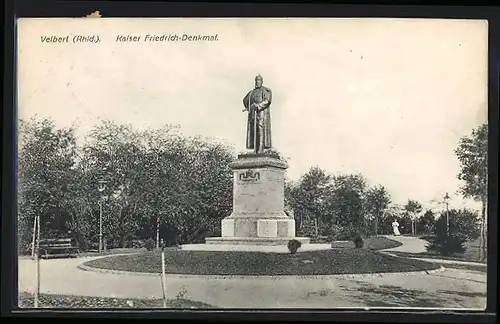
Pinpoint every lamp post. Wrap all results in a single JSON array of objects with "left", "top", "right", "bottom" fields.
[
  {"left": 97, "top": 179, "right": 107, "bottom": 253},
  {"left": 411, "top": 212, "right": 415, "bottom": 236},
  {"left": 412, "top": 211, "right": 419, "bottom": 236},
  {"left": 156, "top": 215, "right": 160, "bottom": 249},
  {"left": 443, "top": 192, "right": 451, "bottom": 236}
]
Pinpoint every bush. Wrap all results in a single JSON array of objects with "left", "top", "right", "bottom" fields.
[
  {"left": 327, "top": 224, "right": 345, "bottom": 241},
  {"left": 427, "top": 209, "right": 480, "bottom": 256},
  {"left": 327, "top": 224, "right": 364, "bottom": 248},
  {"left": 328, "top": 224, "right": 363, "bottom": 242},
  {"left": 427, "top": 234, "right": 465, "bottom": 256},
  {"left": 131, "top": 240, "right": 145, "bottom": 249},
  {"left": 189, "top": 228, "right": 210, "bottom": 244},
  {"left": 287, "top": 239, "right": 302, "bottom": 254},
  {"left": 353, "top": 235, "right": 364, "bottom": 248},
  {"left": 144, "top": 238, "right": 155, "bottom": 251}
]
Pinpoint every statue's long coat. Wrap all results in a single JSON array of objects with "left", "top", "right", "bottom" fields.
[{"left": 242, "top": 86, "right": 272, "bottom": 150}]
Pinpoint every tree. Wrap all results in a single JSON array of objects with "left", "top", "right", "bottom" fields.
[
  {"left": 427, "top": 208, "right": 481, "bottom": 256},
  {"left": 284, "top": 180, "right": 300, "bottom": 228},
  {"left": 398, "top": 213, "right": 413, "bottom": 235},
  {"left": 455, "top": 123, "right": 488, "bottom": 261},
  {"left": 286, "top": 166, "right": 333, "bottom": 237},
  {"left": 83, "top": 122, "right": 235, "bottom": 247},
  {"left": 364, "top": 185, "right": 391, "bottom": 236},
  {"left": 287, "top": 170, "right": 395, "bottom": 240},
  {"left": 329, "top": 173, "right": 368, "bottom": 238},
  {"left": 83, "top": 120, "right": 149, "bottom": 248},
  {"left": 416, "top": 210, "right": 436, "bottom": 236},
  {"left": 403, "top": 199, "right": 423, "bottom": 235},
  {"left": 18, "top": 118, "right": 79, "bottom": 252},
  {"left": 164, "top": 135, "right": 233, "bottom": 243}
]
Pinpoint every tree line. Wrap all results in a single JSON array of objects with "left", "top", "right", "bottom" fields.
[
  {"left": 287, "top": 122, "right": 487, "bottom": 259},
  {"left": 285, "top": 167, "right": 478, "bottom": 242},
  {"left": 18, "top": 118, "right": 233, "bottom": 251},
  {"left": 17, "top": 117, "right": 487, "bottom": 258}
]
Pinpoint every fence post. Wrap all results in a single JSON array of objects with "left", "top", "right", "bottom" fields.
[
  {"left": 34, "top": 214, "right": 41, "bottom": 308},
  {"left": 160, "top": 246, "right": 167, "bottom": 308},
  {"left": 31, "top": 216, "right": 37, "bottom": 259}
]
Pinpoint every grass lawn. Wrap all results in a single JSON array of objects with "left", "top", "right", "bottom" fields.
[
  {"left": 363, "top": 236, "right": 403, "bottom": 250},
  {"left": 389, "top": 251, "right": 487, "bottom": 273},
  {"left": 17, "top": 292, "right": 214, "bottom": 309},
  {"left": 462, "top": 238, "right": 486, "bottom": 262},
  {"left": 76, "top": 247, "right": 181, "bottom": 257},
  {"left": 83, "top": 248, "right": 440, "bottom": 276},
  {"left": 400, "top": 236, "right": 487, "bottom": 264}
]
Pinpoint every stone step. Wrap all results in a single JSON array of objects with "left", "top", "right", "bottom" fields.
[
  {"left": 205, "top": 236, "right": 311, "bottom": 246},
  {"left": 180, "top": 243, "right": 332, "bottom": 253}
]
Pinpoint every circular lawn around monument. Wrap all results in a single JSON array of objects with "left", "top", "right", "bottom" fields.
[{"left": 82, "top": 248, "right": 440, "bottom": 276}]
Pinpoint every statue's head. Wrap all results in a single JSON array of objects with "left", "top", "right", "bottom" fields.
[{"left": 255, "top": 74, "right": 263, "bottom": 88}]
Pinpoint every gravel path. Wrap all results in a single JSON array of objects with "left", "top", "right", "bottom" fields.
[
  {"left": 382, "top": 235, "right": 429, "bottom": 253},
  {"left": 18, "top": 253, "right": 486, "bottom": 309}
]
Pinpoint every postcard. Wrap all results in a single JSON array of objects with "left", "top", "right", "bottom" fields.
[{"left": 16, "top": 17, "right": 488, "bottom": 310}]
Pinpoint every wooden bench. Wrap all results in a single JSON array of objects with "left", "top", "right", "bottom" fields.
[{"left": 37, "top": 238, "right": 80, "bottom": 259}]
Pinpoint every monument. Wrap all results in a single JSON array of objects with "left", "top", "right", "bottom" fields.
[
  {"left": 204, "top": 75, "right": 310, "bottom": 248},
  {"left": 182, "top": 75, "right": 329, "bottom": 252}
]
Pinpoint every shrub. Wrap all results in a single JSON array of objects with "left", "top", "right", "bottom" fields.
[
  {"left": 131, "top": 239, "right": 145, "bottom": 249},
  {"left": 287, "top": 239, "right": 302, "bottom": 254},
  {"left": 427, "top": 209, "right": 479, "bottom": 256},
  {"left": 190, "top": 228, "right": 210, "bottom": 244},
  {"left": 328, "top": 224, "right": 363, "bottom": 242},
  {"left": 327, "top": 224, "right": 345, "bottom": 241},
  {"left": 144, "top": 238, "right": 155, "bottom": 251},
  {"left": 427, "top": 234, "right": 465, "bottom": 256},
  {"left": 353, "top": 235, "right": 364, "bottom": 248},
  {"left": 328, "top": 225, "right": 364, "bottom": 248}
]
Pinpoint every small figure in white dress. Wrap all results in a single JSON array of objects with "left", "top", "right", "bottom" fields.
[{"left": 392, "top": 219, "right": 401, "bottom": 236}]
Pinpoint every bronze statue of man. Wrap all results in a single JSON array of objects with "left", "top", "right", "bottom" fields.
[{"left": 242, "top": 75, "right": 272, "bottom": 154}]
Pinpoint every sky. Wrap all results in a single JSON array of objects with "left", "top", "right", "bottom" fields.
[{"left": 17, "top": 18, "right": 488, "bottom": 211}]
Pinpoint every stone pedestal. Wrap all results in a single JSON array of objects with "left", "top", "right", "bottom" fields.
[{"left": 205, "top": 153, "right": 306, "bottom": 246}]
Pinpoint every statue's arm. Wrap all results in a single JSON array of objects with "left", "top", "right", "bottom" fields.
[
  {"left": 257, "top": 88, "right": 272, "bottom": 111},
  {"left": 242, "top": 91, "right": 250, "bottom": 110}
]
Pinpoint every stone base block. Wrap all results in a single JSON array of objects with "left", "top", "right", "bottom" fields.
[
  {"left": 221, "top": 219, "right": 235, "bottom": 237},
  {"left": 221, "top": 217, "right": 295, "bottom": 238},
  {"left": 257, "top": 219, "right": 277, "bottom": 237}
]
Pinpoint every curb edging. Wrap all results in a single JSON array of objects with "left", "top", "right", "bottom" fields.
[{"left": 77, "top": 262, "right": 445, "bottom": 280}]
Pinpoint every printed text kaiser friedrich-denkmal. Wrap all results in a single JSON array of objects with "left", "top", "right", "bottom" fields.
[{"left": 116, "top": 34, "right": 219, "bottom": 42}]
